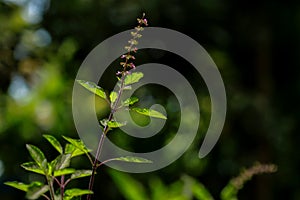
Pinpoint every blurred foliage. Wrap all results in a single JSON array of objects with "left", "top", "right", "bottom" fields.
[
  {"left": 109, "top": 163, "right": 276, "bottom": 200},
  {"left": 1, "top": 0, "right": 300, "bottom": 199}
]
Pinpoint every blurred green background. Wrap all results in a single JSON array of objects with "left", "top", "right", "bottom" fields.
[{"left": 1, "top": 0, "right": 300, "bottom": 199}]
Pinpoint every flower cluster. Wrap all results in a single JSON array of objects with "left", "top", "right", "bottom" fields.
[
  {"left": 117, "top": 13, "right": 148, "bottom": 76},
  {"left": 231, "top": 163, "right": 277, "bottom": 189}
]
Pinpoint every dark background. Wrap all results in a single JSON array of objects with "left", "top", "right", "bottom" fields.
[{"left": 0, "top": 0, "right": 299, "bottom": 199}]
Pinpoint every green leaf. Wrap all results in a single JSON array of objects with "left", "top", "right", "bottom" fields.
[
  {"left": 112, "top": 156, "right": 152, "bottom": 163},
  {"left": 65, "top": 144, "right": 85, "bottom": 157},
  {"left": 70, "top": 170, "right": 93, "bottom": 180},
  {"left": 21, "top": 162, "right": 45, "bottom": 175},
  {"left": 64, "top": 197, "right": 80, "bottom": 200},
  {"left": 100, "top": 119, "right": 126, "bottom": 129},
  {"left": 4, "top": 181, "right": 30, "bottom": 192},
  {"left": 124, "top": 72, "right": 144, "bottom": 85},
  {"left": 51, "top": 154, "right": 72, "bottom": 171},
  {"left": 123, "top": 96, "right": 139, "bottom": 106},
  {"left": 220, "top": 184, "right": 238, "bottom": 200},
  {"left": 131, "top": 108, "right": 167, "bottom": 119},
  {"left": 76, "top": 80, "right": 106, "bottom": 99},
  {"left": 26, "top": 144, "right": 47, "bottom": 169},
  {"left": 4, "top": 181, "right": 48, "bottom": 199},
  {"left": 65, "top": 189, "right": 93, "bottom": 197},
  {"left": 99, "top": 118, "right": 108, "bottom": 127},
  {"left": 43, "top": 135, "right": 63, "bottom": 154},
  {"left": 63, "top": 136, "right": 90, "bottom": 156},
  {"left": 54, "top": 168, "right": 76, "bottom": 177},
  {"left": 110, "top": 91, "right": 118, "bottom": 103},
  {"left": 26, "top": 183, "right": 49, "bottom": 200},
  {"left": 47, "top": 163, "right": 53, "bottom": 176},
  {"left": 107, "top": 121, "right": 127, "bottom": 128}
]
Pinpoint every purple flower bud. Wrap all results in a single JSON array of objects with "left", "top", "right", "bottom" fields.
[
  {"left": 143, "top": 19, "right": 148, "bottom": 26},
  {"left": 116, "top": 71, "right": 122, "bottom": 75},
  {"left": 130, "top": 63, "right": 136, "bottom": 69},
  {"left": 121, "top": 55, "right": 126, "bottom": 58}
]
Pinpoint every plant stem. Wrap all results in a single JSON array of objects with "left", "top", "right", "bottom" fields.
[
  {"left": 86, "top": 14, "right": 147, "bottom": 200},
  {"left": 42, "top": 194, "right": 51, "bottom": 200},
  {"left": 60, "top": 175, "right": 65, "bottom": 200},
  {"left": 86, "top": 74, "right": 126, "bottom": 200},
  {"left": 46, "top": 177, "right": 56, "bottom": 200}
]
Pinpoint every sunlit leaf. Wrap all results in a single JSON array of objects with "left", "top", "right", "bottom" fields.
[
  {"left": 100, "top": 119, "right": 126, "bottom": 129},
  {"left": 43, "top": 135, "right": 63, "bottom": 154},
  {"left": 112, "top": 156, "right": 152, "bottom": 163},
  {"left": 54, "top": 168, "right": 76, "bottom": 177},
  {"left": 26, "top": 183, "right": 49, "bottom": 200},
  {"left": 51, "top": 154, "right": 71, "bottom": 171},
  {"left": 124, "top": 72, "right": 144, "bottom": 85},
  {"left": 70, "top": 170, "right": 93, "bottom": 180},
  {"left": 21, "top": 162, "right": 45, "bottom": 175},
  {"left": 76, "top": 80, "right": 106, "bottom": 99},
  {"left": 4, "top": 181, "right": 48, "bottom": 199},
  {"left": 65, "top": 188, "right": 93, "bottom": 197},
  {"left": 63, "top": 136, "right": 90, "bottom": 156},
  {"left": 123, "top": 96, "right": 139, "bottom": 106},
  {"left": 107, "top": 121, "right": 127, "bottom": 128},
  {"left": 4, "top": 181, "right": 30, "bottom": 192},
  {"left": 110, "top": 91, "right": 118, "bottom": 103},
  {"left": 65, "top": 144, "right": 85, "bottom": 158},
  {"left": 47, "top": 163, "right": 53, "bottom": 176},
  {"left": 131, "top": 108, "right": 167, "bottom": 119},
  {"left": 26, "top": 144, "right": 47, "bottom": 169}
]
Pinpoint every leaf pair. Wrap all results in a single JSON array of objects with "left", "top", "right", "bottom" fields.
[
  {"left": 77, "top": 72, "right": 167, "bottom": 120},
  {"left": 76, "top": 72, "right": 144, "bottom": 102},
  {"left": 44, "top": 134, "right": 90, "bottom": 158}
]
